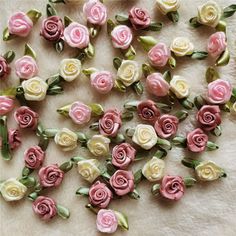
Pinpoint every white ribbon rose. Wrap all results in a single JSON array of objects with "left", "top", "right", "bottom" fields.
[
  {"left": 170, "top": 75, "right": 190, "bottom": 99},
  {"left": 87, "top": 135, "right": 110, "bottom": 157},
  {"left": 156, "top": 0, "right": 180, "bottom": 15},
  {"left": 132, "top": 124, "right": 157, "bottom": 150},
  {"left": 170, "top": 37, "right": 194, "bottom": 57},
  {"left": 22, "top": 77, "right": 48, "bottom": 101}
]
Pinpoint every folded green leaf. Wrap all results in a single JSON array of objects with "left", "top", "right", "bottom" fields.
[
  {"left": 107, "top": 19, "right": 116, "bottom": 35},
  {"left": 2, "top": 27, "right": 15, "bottom": 41},
  {"left": 89, "top": 25, "right": 101, "bottom": 38},
  {"left": 181, "top": 158, "right": 201, "bottom": 169},
  {"left": 49, "top": 0, "right": 66, "bottom": 3},
  {"left": 168, "top": 56, "right": 176, "bottom": 68},
  {"left": 44, "top": 128, "right": 59, "bottom": 138},
  {"left": 179, "top": 98, "right": 194, "bottom": 110},
  {"left": 191, "top": 51, "right": 208, "bottom": 60},
  {"left": 128, "top": 189, "right": 140, "bottom": 199},
  {"left": 89, "top": 122, "right": 99, "bottom": 131},
  {"left": 175, "top": 110, "right": 188, "bottom": 122},
  {"left": 124, "top": 100, "right": 140, "bottom": 111},
  {"left": 76, "top": 132, "right": 87, "bottom": 144},
  {"left": 64, "top": 15, "right": 73, "bottom": 27},
  {"left": 155, "top": 102, "right": 173, "bottom": 112},
  {"left": 189, "top": 17, "right": 202, "bottom": 28},
  {"left": 114, "top": 80, "right": 126, "bottom": 93},
  {"left": 223, "top": 4, "right": 236, "bottom": 18},
  {"left": 207, "top": 141, "right": 219, "bottom": 151},
  {"left": 123, "top": 45, "right": 136, "bottom": 60},
  {"left": 76, "top": 187, "right": 89, "bottom": 196},
  {"left": 132, "top": 81, "right": 143, "bottom": 96},
  {"left": 167, "top": 11, "right": 179, "bottom": 23},
  {"left": 114, "top": 211, "right": 129, "bottom": 231},
  {"left": 194, "top": 95, "right": 207, "bottom": 110},
  {"left": 0, "top": 87, "right": 17, "bottom": 97},
  {"left": 22, "top": 167, "right": 33, "bottom": 177},
  {"left": 134, "top": 169, "right": 143, "bottom": 185},
  {"left": 163, "top": 70, "right": 172, "bottom": 83},
  {"left": 156, "top": 138, "right": 172, "bottom": 150},
  {"left": 54, "top": 39, "right": 64, "bottom": 53},
  {"left": 28, "top": 192, "right": 38, "bottom": 201},
  {"left": 38, "top": 135, "right": 49, "bottom": 151},
  {"left": 3, "top": 50, "right": 15, "bottom": 63},
  {"left": 121, "top": 111, "right": 133, "bottom": 121},
  {"left": 56, "top": 204, "right": 70, "bottom": 219},
  {"left": 0, "top": 116, "right": 11, "bottom": 161},
  {"left": 19, "top": 176, "right": 36, "bottom": 188},
  {"left": 125, "top": 128, "right": 135, "bottom": 137},
  {"left": 215, "top": 20, "right": 226, "bottom": 32},
  {"left": 211, "top": 125, "right": 222, "bottom": 137},
  {"left": 88, "top": 103, "right": 104, "bottom": 116},
  {"left": 115, "top": 14, "right": 130, "bottom": 25},
  {"left": 205, "top": 66, "right": 219, "bottom": 84},
  {"left": 24, "top": 44, "right": 37, "bottom": 59},
  {"left": 151, "top": 184, "right": 160, "bottom": 196},
  {"left": 215, "top": 48, "right": 230, "bottom": 67},
  {"left": 113, "top": 57, "right": 122, "bottom": 70},
  {"left": 71, "top": 156, "right": 86, "bottom": 163},
  {"left": 84, "top": 43, "right": 95, "bottom": 58},
  {"left": 26, "top": 9, "right": 42, "bottom": 24},
  {"left": 184, "top": 177, "right": 197, "bottom": 187},
  {"left": 144, "top": 22, "right": 163, "bottom": 31},
  {"left": 172, "top": 136, "right": 187, "bottom": 147},
  {"left": 47, "top": 85, "right": 63, "bottom": 95},
  {"left": 111, "top": 133, "right": 126, "bottom": 144},
  {"left": 137, "top": 36, "right": 157, "bottom": 51},
  {"left": 142, "top": 63, "right": 155, "bottom": 77},
  {"left": 105, "top": 161, "right": 117, "bottom": 176},
  {"left": 59, "top": 161, "right": 74, "bottom": 173},
  {"left": 46, "top": 3, "right": 57, "bottom": 17},
  {"left": 154, "top": 149, "right": 167, "bottom": 159}
]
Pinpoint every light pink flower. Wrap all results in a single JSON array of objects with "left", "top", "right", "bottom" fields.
[
  {"left": 187, "top": 128, "right": 208, "bottom": 153},
  {"left": 0, "top": 56, "right": 11, "bottom": 80},
  {"left": 15, "top": 56, "right": 38, "bottom": 79},
  {"left": 154, "top": 114, "right": 179, "bottom": 138},
  {"left": 91, "top": 71, "right": 114, "bottom": 94},
  {"left": 69, "top": 101, "right": 92, "bottom": 125},
  {"left": 96, "top": 209, "right": 118, "bottom": 234},
  {"left": 148, "top": 43, "right": 170, "bottom": 67},
  {"left": 83, "top": 0, "right": 107, "bottom": 25},
  {"left": 207, "top": 32, "right": 227, "bottom": 58},
  {"left": 207, "top": 79, "right": 232, "bottom": 104},
  {"left": 89, "top": 181, "right": 113, "bottom": 208},
  {"left": 146, "top": 73, "right": 170, "bottom": 97},
  {"left": 8, "top": 129, "right": 21, "bottom": 150},
  {"left": 8, "top": 12, "right": 33, "bottom": 37},
  {"left": 109, "top": 170, "right": 134, "bottom": 196},
  {"left": 24, "top": 145, "right": 45, "bottom": 169},
  {"left": 32, "top": 196, "right": 57, "bottom": 221},
  {"left": 0, "top": 96, "right": 14, "bottom": 116},
  {"left": 64, "top": 22, "right": 90, "bottom": 49},
  {"left": 129, "top": 7, "right": 151, "bottom": 30},
  {"left": 111, "top": 25, "right": 133, "bottom": 49},
  {"left": 160, "top": 175, "right": 185, "bottom": 201}
]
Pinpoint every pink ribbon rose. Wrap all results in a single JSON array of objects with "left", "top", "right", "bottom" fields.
[
  {"left": 207, "top": 32, "right": 227, "bottom": 58},
  {"left": 24, "top": 145, "right": 45, "bottom": 169},
  {"left": 146, "top": 72, "right": 170, "bottom": 97},
  {"left": 160, "top": 175, "right": 185, "bottom": 201},
  {"left": 207, "top": 79, "right": 232, "bottom": 104},
  {"left": 96, "top": 209, "right": 118, "bottom": 234},
  {"left": 148, "top": 43, "right": 170, "bottom": 67},
  {"left": 0, "top": 56, "right": 11, "bottom": 80},
  {"left": 40, "top": 16, "right": 64, "bottom": 42},
  {"left": 64, "top": 22, "right": 90, "bottom": 49},
  {"left": 99, "top": 109, "right": 122, "bottom": 137},
  {"left": 112, "top": 143, "right": 136, "bottom": 169},
  {"left": 129, "top": 7, "right": 151, "bottom": 30},
  {"left": 39, "top": 164, "right": 64, "bottom": 188},
  {"left": 8, "top": 129, "right": 21, "bottom": 150},
  {"left": 69, "top": 101, "right": 92, "bottom": 125},
  {"left": 89, "top": 181, "right": 113, "bottom": 208},
  {"left": 197, "top": 105, "right": 221, "bottom": 131},
  {"left": 111, "top": 25, "right": 133, "bottom": 49},
  {"left": 109, "top": 170, "right": 134, "bottom": 196},
  {"left": 32, "top": 196, "right": 57, "bottom": 221},
  {"left": 15, "top": 56, "right": 39, "bottom": 79},
  {"left": 0, "top": 96, "right": 14, "bottom": 116},
  {"left": 154, "top": 114, "right": 179, "bottom": 139},
  {"left": 14, "top": 106, "right": 39, "bottom": 130},
  {"left": 137, "top": 100, "right": 160, "bottom": 123},
  {"left": 8, "top": 12, "right": 33, "bottom": 37},
  {"left": 83, "top": 0, "right": 107, "bottom": 25},
  {"left": 187, "top": 128, "right": 208, "bottom": 153},
  {"left": 91, "top": 71, "right": 114, "bottom": 94}
]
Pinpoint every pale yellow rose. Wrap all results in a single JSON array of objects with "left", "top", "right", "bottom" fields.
[
  {"left": 132, "top": 124, "right": 157, "bottom": 150},
  {"left": 197, "top": 1, "right": 221, "bottom": 27},
  {"left": 170, "top": 75, "right": 190, "bottom": 99},
  {"left": 59, "top": 58, "right": 81, "bottom": 82},
  {"left": 170, "top": 37, "right": 194, "bottom": 57},
  {"left": 0, "top": 178, "right": 27, "bottom": 201},
  {"left": 142, "top": 157, "right": 165, "bottom": 182},
  {"left": 156, "top": 0, "right": 180, "bottom": 15},
  {"left": 77, "top": 159, "right": 101, "bottom": 183},
  {"left": 117, "top": 60, "right": 140, "bottom": 87},
  {"left": 195, "top": 160, "right": 225, "bottom": 181},
  {"left": 22, "top": 77, "right": 48, "bottom": 101},
  {"left": 54, "top": 128, "right": 78, "bottom": 151},
  {"left": 87, "top": 135, "right": 110, "bottom": 157}
]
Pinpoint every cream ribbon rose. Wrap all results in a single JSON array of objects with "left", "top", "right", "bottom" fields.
[
  {"left": 170, "top": 75, "right": 190, "bottom": 99},
  {"left": 132, "top": 124, "right": 158, "bottom": 150},
  {"left": 0, "top": 178, "right": 27, "bottom": 201},
  {"left": 197, "top": 1, "right": 221, "bottom": 27},
  {"left": 22, "top": 77, "right": 48, "bottom": 101},
  {"left": 195, "top": 160, "right": 225, "bottom": 181},
  {"left": 54, "top": 128, "right": 78, "bottom": 151},
  {"left": 142, "top": 157, "right": 165, "bottom": 182},
  {"left": 156, "top": 0, "right": 180, "bottom": 15},
  {"left": 59, "top": 58, "right": 81, "bottom": 82},
  {"left": 77, "top": 159, "right": 101, "bottom": 183},
  {"left": 170, "top": 37, "right": 194, "bottom": 57},
  {"left": 117, "top": 60, "right": 140, "bottom": 87},
  {"left": 87, "top": 135, "right": 110, "bottom": 157}
]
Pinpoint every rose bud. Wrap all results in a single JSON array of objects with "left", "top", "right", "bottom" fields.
[
  {"left": 99, "top": 109, "right": 122, "bottom": 137},
  {"left": 109, "top": 170, "right": 134, "bottom": 196},
  {"left": 0, "top": 56, "right": 11, "bottom": 80},
  {"left": 137, "top": 100, "right": 160, "bottom": 123},
  {"left": 129, "top": 7, "right": 151, "bottom": 30},
  {"left": 0, "top": 96, "right": 14, "bottom": 116},
  {"left": 112, "top": 143, "right": 136, "bottom": 169},
  {"left": 8, "top": 129, "right": 21, "bottom": 150},
  {"left": 197, "top": 105, "right": 221, "bottom": 131},
  {"left": 154, "top": 114, "right": 179, "bottom": 139},
  {"left": 89, "top": 181, "right": 113, "bottom": 208},
  {"left": 187, "top": 128, "right": 208, "bottom": 153},
  {"left": 24, "top": 145, "right": 45, "bottom": 169}
]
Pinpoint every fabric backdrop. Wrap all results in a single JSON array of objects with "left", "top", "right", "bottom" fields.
[{"left": 0, "top": 0, "right": 236, "bottom": 235}]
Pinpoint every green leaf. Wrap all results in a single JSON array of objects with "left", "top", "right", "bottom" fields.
[
  {"left": 56, "top": 204, "right": 70, "bottom": 219},
  {"left": 181, "top": 158, "right": 201, "bottom": 169},
  {"left": 125, "top": 128, "right": 135, "bottom": 137},
  {"left": 3, "top": 50, "right": 15, "bottom": 63},
  {"left": 172, "top": 136, "right": 187, "bottom": 147},
  {"left": 179, "top": 98, "right": 194, "bottom": 110},
  {"left": 82, "top": 68, "right": 97, "bottom": 76},
  {"left": 134, "top": 169, "right": 143, "bottom": 185},
  {"left": 0, "top": 116, "right": 12, "bottom": 161},
  {"left": 223, "top": 4, "right": 236, "bottom": 18},
  {"left": 168, "top": 56, "right": 176, "bottom": 68},
  {"left": 111, "top": 133, "right": 126, "bottom": 144},
  {"left": 75, "top": 51, "right": 87, "bottom": 63},
  {"left": 151, "top": 184, "right": 160, "bottom": 196},
  {"left": 59, "top": 161, "right": 74, "bottom": 173},
  {"left": 144, "top": 22, "right": 163, "bottom": 31},
  {"left": 107, "top": 19, "right": 116, "bottom": 35},
  {"left": 174, "top": 110, "right": 188, "bottom": 122},
  {"left": 88, "top": 103, "right": 104, "bottom": 116},
  {"left": 124, "top": 100, "right": 140, "bottom": 111},
  {"left": 44, "top": 128, "right": 59, "bottom": 138},
  {"left": 54, "top": 39, "right": 64, "bottom": 53},
  {"left": 64, "top": 15, "right": 73, "bottom": 27},
  {"left": 46, "top": 74, "right": 62, "bottom": 86},
  {"left": 137, "top": 36, "right": 157, "bottom": 51},
  {"left": 21, "top": 167, "right": 33, "bottom": 177},
  {"left": 24, "top": 44, "right": 36, "bottom": 59},
  {"left": 26, "top": 9, "right": 42, "bottom": 24},
  {"left": 85, "top": 203, "right": 99, "bottom": 214},
  {"left": 28, "top": 192, "right": 38, "bottom": 201},
  {"left": 89, "top": 122, "right": 99, "bottom": 131},
  {"left": 36, "top": 123, "right": 44, "bottom": 137},
  {"left": 70, "top": 156, "right": 86, "bottom": 163},
  {"left": 194, "top": 95, "right": 207, "bottom": 110},
  {"left": 191, "top": 51, "right": 208, "bottom": 60},
  {"left": 121, "top": 111, "right": 133, "bottom": 121},
  {"left": 219, "top": 102, "right": 231, "bottom": 113},
  {"left": 89, "top": 25, "right": 101, "bottom": 38},
  {"left": 0, "top": 87, "right": 17, "bottom": 97},
  {"left": 114, "top": 211, "right": 129, "bottom": 231},
  {"left": 207, "top": 141, "right": 219, "bottom": 151},
  {"left": 215, "top": 48, "right": 230, "bottom": 67},
  {"left": 19, "top": 176, "right": 36, "bottom": 188},
  {"left": 46, "top": 3, "right": 57, "bottom": 17},
  {"left": 132, "top": 81, "right": 143, "bottom": 96},
  {"left": 114, "top": 80, "right": 126, "bottom": 93},
  {"left": 76, "top": 132, "right": 87, "bottom": 144},
  {"left": 123, "top": 45, "right": 136, "bottom": 60},
  {"left": 155, "top": 102, "right": 173, "bottom": 113},
  {"left": 184, "top": 177, "right": 197, "bottom": 188},
  {"left": 56, "top": 104, "right": 71, "bottom": 117},
  {"left": 232, "top": 88, "right": 236, "bottom": 98},
  {"left": 211, "top": 125, "right": 222, "bottom": 137},
  {"left": 76, "top": 187, "right": 89, "bottom": 196},
  {"left": 2, "top": 27, "right": 15, "bottom": 41},
  {"left": 167, "top": 11, "right": 179, "bottom": 23},
  {"left": 163, "top": 70, "right": 172, "bottom": 83},
  {"left": 128, "top": 189, "right": 140, "bottom": 199},
  {"left": 16, "top": 86, "right": 27, "bottom": 106},
  {"left": 156, "top": 138, "right": 172, "bottom": 150},
  {"left": 189, "top": 17, "right": 202, "bottom": 28},
  {"left": 153, "top": 149, "right": 167, "bottom": 159},
  {"left": 115, "top": 14, "right": 130, "bottom": 25},
  {"left": 47, "top": 85, "right": 63, "bottom": 95},
  {"left": 215, "top": 20, "right": 227, "bottom": 32},
  {"left": 38, "top": 135, "right": 49, "bottom": 151},
  {"left": 84, "top": 43, "right": 95, "bottom": 58},
  {"left": 113, "top": 57, "right": 122, "bottom": 70},
  {"left": 205, "top": 67, "right": 219, "bottom": 84},
  {"left": 49, "top": 0, "right": 66, "bottom": 4},
  {"left": 142, "top": 63, "right": 155, "bottom": 77}
]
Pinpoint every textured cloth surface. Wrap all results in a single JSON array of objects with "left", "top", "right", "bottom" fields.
[{"left": 0, "top": 0, "right": 236, "bottom": 236}]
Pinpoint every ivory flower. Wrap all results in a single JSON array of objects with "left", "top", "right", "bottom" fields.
[
  {"left": 170, "top": 37, "right": 194, "bottom": 57},
  {"left": 170, "top": 75, "right": 190, "bottom": 99},
  {"left": 87, "top": 135, "right": 110, "bottom": 157},
  {"left": 156, "top": 0, "right": 180, "bottom": 15}
]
